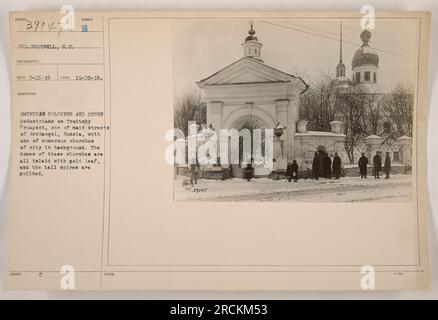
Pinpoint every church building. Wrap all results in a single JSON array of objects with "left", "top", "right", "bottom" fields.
[
  {"left": 195, "top": 22, "right": 412, "bottom": 177},
  {"left": 330, "top": 24, "right": 412, "bottom": 170}
]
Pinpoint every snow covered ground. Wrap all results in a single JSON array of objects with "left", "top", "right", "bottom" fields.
[{"left": 174, "top": 174, "right": 412, "bottom": 202}]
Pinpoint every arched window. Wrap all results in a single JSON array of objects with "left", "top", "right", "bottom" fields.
[
  {"left": 355, "top": 72, "right": 360, "bottom": 83},
  {"left": 364, "top": 71, "right": 370, "bottom": 81}
]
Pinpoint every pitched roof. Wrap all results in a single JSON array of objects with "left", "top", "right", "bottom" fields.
[{"left": 197, "top": 57, "right": 308, "bottom": 94}]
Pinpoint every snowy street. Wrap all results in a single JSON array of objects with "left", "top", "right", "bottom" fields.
[{"left": 174, "top": 174, "right": 412, "bottom": 202}]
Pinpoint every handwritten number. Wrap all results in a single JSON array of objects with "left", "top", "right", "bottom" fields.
[{"left": 33, "top": 20, "right": 40, "bottom": 32}]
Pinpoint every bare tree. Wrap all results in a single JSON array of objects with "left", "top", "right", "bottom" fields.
[
  {"left": 174, "top": 89, "right": 206, "bottom": 136},
  {"left": 365, "top": 95, "right": 384, "bottom": 135},
  {"left": 337, "top": 85, "right": 376, "bottom": 163},
  {"left": 299, "top": 71, "right": 413, "bottom": 164},
  {"left": 382, "top": 84, "right": 414, "bottom": 137},
  {"left": 299, "top": 73, "right": 338, "bottom": 131}
]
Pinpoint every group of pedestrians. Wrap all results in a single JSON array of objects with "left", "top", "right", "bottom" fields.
[
  {"left": 285, "top": 151, "right": 342, "bottom": 183},
  {"left": 358, "top": 151, "right": 391, "bottom": 179},
  {"left": 188, "top": 150, "right": 392, "bottom": 185},
  {"left": 311, "top": 151, "right": 342, "bottom": 180}
]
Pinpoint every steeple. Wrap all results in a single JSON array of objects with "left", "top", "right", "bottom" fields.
[
  {"left": 339, "top": 22, "right": 343, "bottom": 63},
  {"left": 336, "top": 22, "right": 346, "bottom": 78},
  {"left": 242, "top": 21, "right": 263, "bottom": 62}
]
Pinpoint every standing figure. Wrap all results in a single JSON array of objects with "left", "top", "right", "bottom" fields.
[
  {"left": 384, "top": 152, "right": 391, "bottom": 179},
  {"left": 332, "top": 152, "right": 342, "bottom": 179},
  {"left": 358, "top": 153, "right": 369, "bottom": 178},
  {"left": 286, "top": 160, "right": 299, "bottom": 182},
  {"left": 323, "top": 154, "right": 332, "bottom": 179},
  {"left": 312, "top": 152, "right": 320, "bottom": 180},
  {"left": 286, "top": 161, "right": 293, "bottom": 182},
  {"left": 190, "top": 162, "right": 200, "bottom": 186},
  {"left": 373, "top": 151, "right": 382, "bottom": 179},
  {"left": 271, "top": 159, "right": 279, "bottom": 180},
  {"left": 291, "top": 160, "right": 299, "bottom": 182},
  {"left": 244, "top": 162, "right": 254, "bottom": 182}
]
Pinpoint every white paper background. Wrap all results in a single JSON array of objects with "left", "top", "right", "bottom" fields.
[{"left": 0, "top": 0, "right": 437, "bottom": 299}]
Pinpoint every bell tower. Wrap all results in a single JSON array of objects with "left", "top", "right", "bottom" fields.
[{"left": 242, "top": 21, "right": 263, "bottom": 62}]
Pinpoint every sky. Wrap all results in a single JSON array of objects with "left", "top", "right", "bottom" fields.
[{"left": 173, "top": 18, "right": 419, "bottom": 97}]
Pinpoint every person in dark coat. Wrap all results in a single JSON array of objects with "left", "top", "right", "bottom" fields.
[
  {"left": 286, "top": 161, "right": 293, "bottom": 182},
  {"left": 384, "top": 152, "right": 391, "bottom": 179},
  {"left": 322, "top": 154, "right": 332, "bottom": 179},
  {"left": 244, "top": 162, "right": 254, "bottom": 182},
  {"left": 332, "top": 152, "right": 342, "bottom": 179},
  {"left": 271, "top": 159, "right": 279, "bottom": 180},
  {"left": 291, "top": 160, "right": 299, "bottom": 182},
  {"left": 373, "top": 151, "right": 382, "bottom": 179},
  {"left": 312, "top": 152, "right": 320, "bottom": 180},
  {"left": 286, "top": 160, "right": 299, "bottom": 182},
  {"left": 358, "top": 153, "right": 369, "bottom": 179}
]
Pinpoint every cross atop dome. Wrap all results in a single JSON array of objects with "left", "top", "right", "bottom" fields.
[
  {"left": 360, "top": 29, "right": 372, "bottom": 46},
  {"left": 245, "top": 21, "right": 258, "bottom": 42}
]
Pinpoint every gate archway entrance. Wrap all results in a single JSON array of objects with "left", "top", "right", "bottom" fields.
[{"left": 230, "top": 115, "right": 269, "bottom": 168}]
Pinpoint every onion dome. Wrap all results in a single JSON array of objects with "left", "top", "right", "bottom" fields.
[{"left": 352, "top": 29, "right": 379, "bottom": 69}]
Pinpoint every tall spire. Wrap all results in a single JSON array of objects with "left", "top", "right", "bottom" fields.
[
  {"left": 339, "top": 22, "right": 343, "bottom": 63},
  {"left": 336, "top": 22, "right": 346, "bottom": 78}
]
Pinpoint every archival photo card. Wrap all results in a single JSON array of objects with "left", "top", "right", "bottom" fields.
[
  {"left": 4, "top": 11, "right": 430, "bottom": 291},
  {"left": 172, "top": 18, "right": 419, "bottom": 203}
]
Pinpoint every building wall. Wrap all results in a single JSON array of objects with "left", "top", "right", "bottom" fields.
[{"left": 294, "top": 133, "right": 346, "bottom": 170}]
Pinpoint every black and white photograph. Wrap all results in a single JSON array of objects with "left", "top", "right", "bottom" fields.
[
  {"left": 1, "top": 6, "right": 434, "bottom": 296},
  {"left": 172, "top": 18, "right": 418, "bottom": 202}
]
